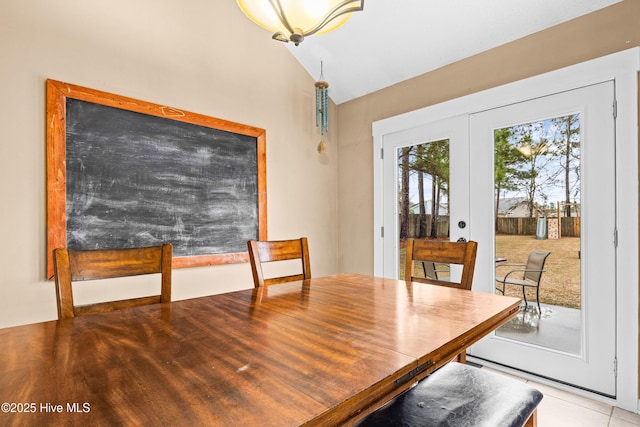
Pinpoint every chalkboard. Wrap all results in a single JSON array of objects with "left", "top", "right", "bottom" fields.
[{"left": 46, "top": 80, "right": 267, "bottom": 278}]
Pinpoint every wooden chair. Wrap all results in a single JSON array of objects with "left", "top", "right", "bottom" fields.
[
  {"left": 53, "top": 244, "right": 172, "bottom": 320},
  {"left": 405, "top": 239, "right": 478, "bottom": 290},
  {"left": 247, "top": 237, "right": 311, "bottom": 288},
  {"left": 405, "top": 238, "right": 478, "bottom": 362}
]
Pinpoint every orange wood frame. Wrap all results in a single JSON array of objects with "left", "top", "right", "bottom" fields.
[{"left": 46, "top": 79, "right": 267, "bottom": 279}]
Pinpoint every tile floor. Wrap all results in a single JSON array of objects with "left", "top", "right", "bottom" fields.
[
  {"left": 470, "top": 303, "right": 638, "bottom": 426},
  {"left": 481, "top": 366, "right": 640, "bottom": 426}
]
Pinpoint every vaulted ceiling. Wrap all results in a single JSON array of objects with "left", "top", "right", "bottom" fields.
[{"left": 284, "top": 0, "right": 622, "bottom": 104}]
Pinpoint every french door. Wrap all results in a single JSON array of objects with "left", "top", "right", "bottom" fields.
[
  {"left": 380, "top": 115, "right": 469, "bottom": 279},
  {"left": 380, "top": 82, "right": 617, "bottom": 396},
  {"left": 468, "top": 82, "right": 617, "bottom": 396}
]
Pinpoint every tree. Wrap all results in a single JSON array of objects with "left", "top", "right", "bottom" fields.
[
  {"left": 411, "top": 140, "right": 449, "bottom": 238},
  {"left": 494, "top": 115, "right": 580, "bottom": 226},
  {"left": 416, "top": 144, "right": 427, "bottom": 237},
  {"left": 398, "top": 146, "right": 413, "bottom": 239},
  {"left": 509, "top": 122, "right": 556, "bottom": 217},
  {"left": 494, "top": 127, "right": 528, "bottom": 230},
  {"left": 550, "top": 114, "right": 580, "bottom": 217},
  {"left": 398, "top": 140, "right": 449, "bottom": 240}
]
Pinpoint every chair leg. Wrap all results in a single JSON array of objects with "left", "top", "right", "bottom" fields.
[
  {"left": 521, "top": 286, "right": 528, "bottom": 308},
  {"left": 524, "top": 408, "right": 538, "bottom": 427},
  {"left": 536, "top": 286, "right": 541, "bottom": 313}
]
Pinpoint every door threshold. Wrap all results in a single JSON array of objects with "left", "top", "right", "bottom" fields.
[{"left": 467, "top": 355, "right": 616, "bottom": 405}]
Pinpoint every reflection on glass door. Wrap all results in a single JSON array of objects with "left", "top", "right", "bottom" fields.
[
  {"left": 397, "top": 140, "right": 450, "bottom": 280},
  {"left": 493, "top": 115, "right": 582, "bottom": 354}
]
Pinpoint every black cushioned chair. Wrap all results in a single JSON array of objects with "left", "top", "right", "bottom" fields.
[{"left": 355, "top": 362, "right": 543, "bottom": 427}]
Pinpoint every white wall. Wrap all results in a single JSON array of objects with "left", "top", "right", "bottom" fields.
[{"left": 0, "top": 0, "right": 338, "bottom": 328}]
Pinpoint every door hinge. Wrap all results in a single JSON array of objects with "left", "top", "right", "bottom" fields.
[
  {"left": 613, "top": 99, "right": 617, "bottom": 119},
  {"left": 614, "top": 229, "right": 618, "bottom": 248},
  {"left": 381, "top": 147, "right": 384, "bottom": 159},
  {"left": 381, "top": 226, "right": 384, "bottom": 238},
  {"left": 614, "top": 357, "right": 618, "bottom": 377}
]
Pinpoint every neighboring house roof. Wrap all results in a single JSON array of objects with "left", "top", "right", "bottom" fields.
[
  {"left": 408, "top": 201, "right": 449, "bottom": 215},
  {"left": 497, "top": 197, "right": 529, "bottom": 217}
]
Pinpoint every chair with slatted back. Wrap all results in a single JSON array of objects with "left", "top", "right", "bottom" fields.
[
  {"left": 405, "top": 239, "right": 478, "bottom": 290},
  {"left": 405, "top": 238, "right": 478, "bottom": 362},
  {"left": 247, "top": 237, "right": 311, "bottom": 288},
  {"left": 53, "top": 244, "right": 172, "bottom": 320}
]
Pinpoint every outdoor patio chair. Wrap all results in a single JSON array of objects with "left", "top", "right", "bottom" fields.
[
  {"left": 495, "top": 249, "right": 551, "bottom": 313},
  {"left": 421, "top": 261, "right": 450, "bottom": 280}
]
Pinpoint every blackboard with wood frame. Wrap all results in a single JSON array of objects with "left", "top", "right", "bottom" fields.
[{"left": 46, "top": 79, "right": 267, "bottom": 279}]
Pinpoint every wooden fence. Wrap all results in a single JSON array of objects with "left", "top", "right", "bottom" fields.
[
  {"left": 406, "top": 214, "right": 450, "bottom": 238},
  {"left": 496, "top": 217, "right": 580, "bottom": 237},
  {"left": 406, "top": 214, "right": 581, "bottom": 238}
]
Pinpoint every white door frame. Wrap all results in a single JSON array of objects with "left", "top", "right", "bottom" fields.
[
  {"left": 380, "top": 115, "right": 469, "bottom": 279},
  {"left": 372, "top": 47, "right": 639, "bottom": 411}
]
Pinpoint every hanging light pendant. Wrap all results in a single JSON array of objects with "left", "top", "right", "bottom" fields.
[
  {"left": 237, "top": 0, "right": 364, "bottom": 46},
  {"left": 315, "top": 62, "right": 329, "bottom": 153}
]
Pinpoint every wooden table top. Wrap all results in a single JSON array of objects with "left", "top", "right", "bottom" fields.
[{"left": 0, "top": 274, "right": 520, "bottom": 427}]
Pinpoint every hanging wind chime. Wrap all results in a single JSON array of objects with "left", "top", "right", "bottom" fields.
[{"left": 315, "top": 62, "right": 329, "bottom": 153}]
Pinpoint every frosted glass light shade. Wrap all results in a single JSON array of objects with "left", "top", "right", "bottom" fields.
[{"left": 237, "top": 0, "right": 364, "bottom": 45}]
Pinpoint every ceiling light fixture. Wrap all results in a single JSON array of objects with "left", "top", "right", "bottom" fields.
[{"left": 236, "top": 0, "right": 364, "bottom": 46}]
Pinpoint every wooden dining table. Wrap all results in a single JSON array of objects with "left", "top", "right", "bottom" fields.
[{"left": 0, "top": 273, "right": 520, "bottom": 426}]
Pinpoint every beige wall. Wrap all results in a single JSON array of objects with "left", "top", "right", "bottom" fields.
[
  {"left": 337, "top": 0, "right": 640, "bottom": 274},
  {"left": 0, "top": 0, "right": 338, "bottom": 328},
  {"left": 1, "top": 0, "right": 638, "bottom": 330}
]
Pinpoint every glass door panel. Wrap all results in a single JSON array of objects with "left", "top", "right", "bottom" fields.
[
  {"left": 381, "top": 115, "right": 469, "bottom": 280},
  {"left": 469, "top": 82, "right": 616, "bottom": 396},
  {"left": 397, "top": 140, "right": 450, "bottom": 280},
  {"left": 493, "top": 114, "right": 582, "bottom": 355}
]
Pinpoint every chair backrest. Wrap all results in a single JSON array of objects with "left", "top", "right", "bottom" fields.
[
  {"left": 523, "top": 250, "right": 551, "bottom": 283},
  {"left": 53, "top": 244, "right": 172, "bottom": 320},
  {"left": 404, "top": 239, "right": 478, "bottom": 290},
  {"left": 247, "top": 237, "right": 311, "bottom": 288}
]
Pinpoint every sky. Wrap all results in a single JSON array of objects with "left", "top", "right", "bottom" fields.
[{"left": 402, "top": 114, "right": 581, "bottom": 211}]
